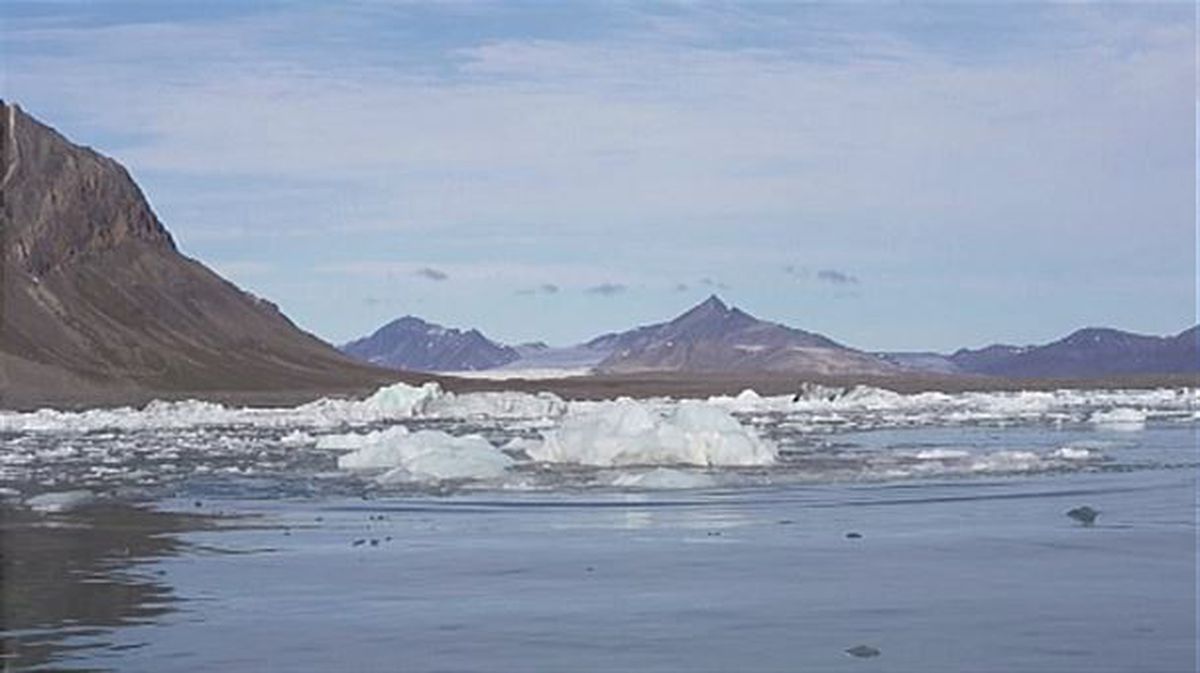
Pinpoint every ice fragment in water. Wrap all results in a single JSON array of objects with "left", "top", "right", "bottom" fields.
[{"left": 527, "top": 399, "right": 775, "bottom": 467}]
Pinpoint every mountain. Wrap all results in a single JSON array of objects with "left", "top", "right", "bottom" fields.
[
  {"left": 0, "top": 102, "right": 394, "bottom": 406},
  {"left": 948, "top": 326, "right": 1199, "bottom": 378},
  {"left": 593, "top": 296, "right": 898, "bottom": 375},
  {"left": 341, "top": 316, "right": 519, "bottom": 372}
]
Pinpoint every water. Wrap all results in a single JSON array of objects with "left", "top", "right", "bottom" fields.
[{"left": 1, "top": 386, "right": 1196, "bottom": 671}]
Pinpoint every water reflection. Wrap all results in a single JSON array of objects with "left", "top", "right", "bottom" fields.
[{"left": 1, "top": 505, "right": 210, "bottom": 671}]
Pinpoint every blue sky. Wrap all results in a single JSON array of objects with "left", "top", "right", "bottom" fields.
[{"left": 2, "top": 1, "right": 1195, "bottom": 351}]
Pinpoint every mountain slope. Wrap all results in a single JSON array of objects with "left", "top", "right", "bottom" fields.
[
  {"left": 0, "top": 102, "right": 395, "bottom": 406},
  {"left": 594, "top": 296, "right": 897, "bottom": 375},
  {"left": 341, "top": 316, "right": 519, "bottom": 372}
]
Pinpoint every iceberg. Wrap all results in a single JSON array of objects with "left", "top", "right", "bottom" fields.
[
  {"left": 335, "top": 429, "right": 513, "bottom": 482},
  {"left": 527, "top": 399, "right": 775, "bottom": 467}
]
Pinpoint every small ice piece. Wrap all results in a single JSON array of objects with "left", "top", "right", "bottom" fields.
[
  {"left": 528, "top": 399, "right": 775, "bottom": 467},
  {"left": 1089, "top": 408, "right": 1147, "bottom": 431},
  {"left": 337, "top": 429, "right": 513, "bottom": 482},
  {"left": 611, "top": 468, "right": 716, "bottom": 490},
  {"left": 845, "top": 644, "right": 881, "bottom": 658},
  {"left": 1051, "top": 446, "right": 1095, "bottom": 460},
  {"left": 279, "top": 430, "right": 313, "bottom": 446},
  {"left": 426, "top": 391, "right": 568, "bottom": 419},
  {"left": 25, "top": 489, "right": 99, "bottom": 513},
  {"left": 1067, "top": 506, "right": 1099, "bottom": 526},
  {"left": 969, "top": 450, "right": 1043, "bottom": 473},
  {"left": 913, "top": 448, "right": 970, "bottom": 460}
]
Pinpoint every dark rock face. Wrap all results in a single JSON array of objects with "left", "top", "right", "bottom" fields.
[
  {"left": 593, "top": 295, "right": 897, "bottom": 375},
  {"left": 0, "top": 102, "right": 393, "bottom": 406},
  {"left": 950, "top": 326, "right": 1200, "bottom": 378},
  {"left": 341, "top": 316, "right": 520, "bottom": 372}
]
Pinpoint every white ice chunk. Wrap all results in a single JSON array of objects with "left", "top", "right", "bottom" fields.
[
  {"left": 528, "top": 399, "right": 775, "bottom": 467},
  {"left": 279, "top": 430, "right": 314, "bottom": 446},
  {"left": 1051, "top": 446, "right": 1096, "bottom": 460},
  {"left": 913, "top": 448, "right": 971, "bottom": 460},
  {"left": 25, "top": 489, "right": 99, "bottom": 513},
  {"left": 336, "top": 429, "right": 512, "bottom": 482},
  {"left": 1089, "top": 408, "right": 1147, "bottom": 431},
  {"left": 426, "top": 391, "right": 567, "bottom": 419}
]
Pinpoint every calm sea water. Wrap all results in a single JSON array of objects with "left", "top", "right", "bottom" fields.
[{"left": 2, "top": 393, "right": 1196, "bottom": 672}]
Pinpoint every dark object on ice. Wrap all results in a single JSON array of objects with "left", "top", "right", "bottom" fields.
[
  {"left": 352, "top": 539, "right": 366, "bottom": 547},
  {"left": 369, "top": 539, "right": 379, "bottom": 547},
  {"left": 193, "top": 501, "right": 203, "bottom": 508},
  {"left": 585, "top": 566, "right": 595, "bottom": 573},
  {"left": 706, "top": 531, "right": 722, "bottom": 537},
  {"left": 845, "top": 531, "right": 863, "bottom": 539},
  {"left": 1067, "top": 506, "right": 1099, "bottom": 526},
  {"left": 778, "top": 519, "right": 794, "bottom": 525},
  {"left": 845, "top": 644, "right": 881, "bottom": 658}
]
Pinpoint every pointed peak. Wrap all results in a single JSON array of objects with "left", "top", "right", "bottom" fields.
[{"left": 698, "top": 294, "right": 728, "bottom": 311}]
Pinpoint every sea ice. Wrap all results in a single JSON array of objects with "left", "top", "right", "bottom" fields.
[
  {"left": 1089, "top": 408, "right": 1147, "bottom": 430},
  {"left": 335, "top": 429, "right": 513, "bottom": 482},
  {"left": 25, "top": 489, "right": 99, "bottom": 513},
  {"left": 527, "top": 399, "right": 776, "bottom": 467}
]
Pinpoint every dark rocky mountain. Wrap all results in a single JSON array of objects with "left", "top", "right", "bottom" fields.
[
  {"left": 593, "top": 296, "right": 898, "bottom": 375},
  {"left": 0, "top": 102, "right": 395, "bottom": 407},
  {"left": 341, "top": 316, "right": 519, "bottom": 372},
  {"left": 948, "top": 326, "right": 1199, "bottom": 378}
]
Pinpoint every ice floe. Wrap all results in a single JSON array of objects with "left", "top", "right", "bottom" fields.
[
  {"left": 335, "top": 428, "right": 512, "bottom": 482},
  {"left": 1089, "top": 407, "right": 1147, "bottom": 431},
  {"left": 526, "top": 399, "right": 776, "bottom": 467}
]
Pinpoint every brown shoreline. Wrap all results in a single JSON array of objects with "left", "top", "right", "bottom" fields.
[{"left": 4, "top": 370, "right": 1196, "bottom": 412}]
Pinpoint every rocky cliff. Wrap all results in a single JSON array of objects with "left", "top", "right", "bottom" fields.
[{"left": 0, "top": 102, "right": 396, "bottom": 407}]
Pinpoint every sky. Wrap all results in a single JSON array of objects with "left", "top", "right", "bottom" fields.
[{"left": 1, "top": 1, "right": 1195, "bottom": 351}]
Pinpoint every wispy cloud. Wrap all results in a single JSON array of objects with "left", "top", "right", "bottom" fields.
[
  {"left": 516, "top": 283, "right": 560, "bottom": 296},
  {"left": 816, "top": 269, "right": 859, "bottom": 286},
  {"left": 585, "top": 282, "right": 627, "bottom": 296},
  {"left": 415, "top": 267, "right": 449, "bottom": 281}
]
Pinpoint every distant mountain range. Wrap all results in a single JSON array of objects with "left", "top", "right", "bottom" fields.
[
  {"left": 346, "top": 297, "right": 1198, "bottom": 379},
  {"left": 894, "top": 325, "right": 1199, "bottom": 378}
]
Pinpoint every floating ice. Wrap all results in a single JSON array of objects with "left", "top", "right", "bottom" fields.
[
  {"left": 25, "top": 489, "right": 99, "bottom": 513},
  {"left": 1051, "top": 447, "right": 1096, "bottom": 460},
  {"left": 527, "top": 399, "right": 776, "bottom": 467},
  {"left": 426, "top": 391, "right": 567, "bottom": 419},
  {"left": 913, "top": 449, "right": 971, "bottom": 460},
  {"left": 279, "top": 430, "right": 314, "bottom": 447},
  {"left": 335, "top": 429, "right": 512, "bottom": 482},
  {"left": 1089, "top": 408, "right": 1147, "bottom": 431}
]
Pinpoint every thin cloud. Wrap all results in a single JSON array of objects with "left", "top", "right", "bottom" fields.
[
  {"left": 699, "top": 277, "right": 730, "bottom": 290},
  {"left": 816, "top": 269, "right": 859, "bottom": 286},
  {"left": 415, "top": 267, "right": 449, "bottom": 281},
  {"left": 585, "top": 282, "right": 627, "bottom": 296},
  {"left": 516, "top": 283, "right": 560, "bottom": 296}
]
